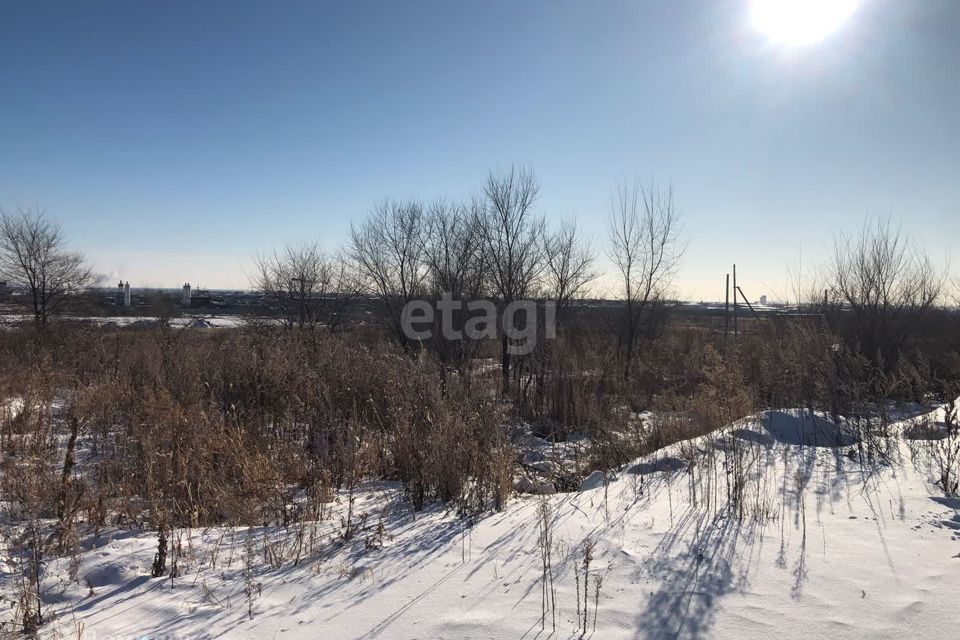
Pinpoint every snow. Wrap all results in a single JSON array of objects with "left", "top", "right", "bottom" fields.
[
  {"left": 578, "top": 470, "right": 607, "bottom": 491},
  {"left": 0, "top": 397, "right": 25, "bottom": 421},
  {"left": 0, "top": 313, "right": 247, "bottom": 329},
  {"left": 758, "top": 409, "right": 859, "bottom": 447},
  {"left": 12, "top": 407, "right": 960, "bottom": 639}
]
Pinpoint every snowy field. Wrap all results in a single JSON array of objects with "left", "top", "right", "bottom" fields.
[
  {"left": 0, "top": 314, "right": 248, "bottom": 329},
  {"left": 13, "top": 405, "right": 959, "bottom": 639}
]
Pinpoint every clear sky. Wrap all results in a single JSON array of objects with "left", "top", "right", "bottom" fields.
[{"left": 2, "top": 0, "right": 957, "bottom": 300}]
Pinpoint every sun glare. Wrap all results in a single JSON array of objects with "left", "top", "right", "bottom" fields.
[{"left": 751, "top": 0, "right": 862, "bottom": 47}]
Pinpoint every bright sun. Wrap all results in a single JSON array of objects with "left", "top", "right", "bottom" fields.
[{"left": 750, "top": 0, "right": 862, "bottom": 46}]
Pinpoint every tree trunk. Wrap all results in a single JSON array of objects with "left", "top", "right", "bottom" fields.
[{"left": 501, "top": 334, "right": 511, "bottom": 391}]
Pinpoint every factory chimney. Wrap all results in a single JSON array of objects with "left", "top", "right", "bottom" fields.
[
  {"left": 117, "top": 280, "right": 124, "bottom": 306},
  {"left": 123, "top": 281, "right": 131, "bottom": 306}
]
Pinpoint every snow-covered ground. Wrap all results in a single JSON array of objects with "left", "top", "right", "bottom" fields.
[
  {"left": 13, "top": 407, "right": 960, "bottom": 639},
  {"left": 0, "top": 313, "right": 249, "bottom": 329}
]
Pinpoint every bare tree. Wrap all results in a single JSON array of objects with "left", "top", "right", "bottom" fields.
[
  {"left": 422, "top": 199, "right": 485, "bottom": 301},
  {"left": 521, "top": 219, "right": 597, "bottom": 420},
  {"left": 607, "top": 180, "right": 683, "bottom": 380},
  {"left": 350, "top": 200, "right": 429, "bottom": 350},
  {"left": 421, "top": 199, "right": 486, "bottom": 375},
  {"left": 478, "top": 167, "right": 546, "bottom": 388},
  {"left": 0, "top": 208, "right": 92, "bottom": 333},
  {"left": 543, "top": 219, "right": 596, "bottom": 322},
  {"left": 829, "top": 218, "right": 944, "bottom": 370},
  {"left": 252, "top": 242, "right": 358, "bottom": 332}
]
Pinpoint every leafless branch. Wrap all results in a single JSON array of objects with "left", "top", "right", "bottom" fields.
[{"left": 0, "top": 207, "right": 93, "bottom": 332}]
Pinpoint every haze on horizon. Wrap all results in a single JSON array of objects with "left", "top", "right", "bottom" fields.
[{"left": 1, "top": 0, "right": 957, "bottom": 302}]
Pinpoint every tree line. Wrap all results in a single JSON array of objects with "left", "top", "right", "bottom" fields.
[{"left": 1, "top": 167, "right": 956, "bottom": 386}]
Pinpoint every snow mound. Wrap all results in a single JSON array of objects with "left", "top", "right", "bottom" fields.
[
  {"left": 627, "top": 456, "right": 686, "bottom": 475},
  {"left": 578, "top": 469, "right": 607, "bottom": 491},
  {"left": 187, "top": 318, "right": 214, "bottom": 329},
  {"left": 758, "top": 409, "right": 858, "bottom": 447}
]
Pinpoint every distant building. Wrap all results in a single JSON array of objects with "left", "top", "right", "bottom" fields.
[
  {"left": 112, "top": 280, "right": 136, "bottom": 307},
  {"left": 760, "top": 295, "right": 768, "bottom": 306}
]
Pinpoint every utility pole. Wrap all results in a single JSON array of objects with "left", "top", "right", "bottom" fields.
[
  {"left": 733, "top": 264, "right": 738, "bottom": 337},
  {"left": 737, "top": 286, "right": 760, "bottom": 319},
  {"left": 724, "top": 273, "right": 730, "bottom": 344},
  {"left": 822, "top": 287, "right": 830, "bottom": 331}
]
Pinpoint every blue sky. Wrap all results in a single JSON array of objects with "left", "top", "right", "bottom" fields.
[{"left": 1, "top": 0, "right": 957, "bottom": 299}]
